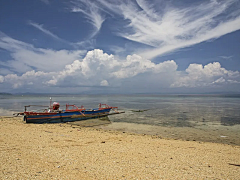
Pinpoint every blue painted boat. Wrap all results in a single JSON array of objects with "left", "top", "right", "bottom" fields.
[{"left": 16, "top": 100, "right": 119, "bottom": 123}]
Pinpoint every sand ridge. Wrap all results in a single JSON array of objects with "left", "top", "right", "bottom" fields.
[{"left": 0, "top": 116, "right": 240, "bottom": 179}]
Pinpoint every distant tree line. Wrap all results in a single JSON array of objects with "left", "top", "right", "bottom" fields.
[{"left": 0, "top": 92, "right": 12, "bottom": 95}]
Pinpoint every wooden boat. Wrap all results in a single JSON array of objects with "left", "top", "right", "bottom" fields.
[{"left": 15, "top": 98, "right": 121, "bottom": 123}]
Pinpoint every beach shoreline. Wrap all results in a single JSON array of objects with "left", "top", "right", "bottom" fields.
[
  {"left": 1, "top": 116, "right": 240, "bottom": 179},
  {"left": 98, "top": 121, "right": 240, "bottom": 146}
]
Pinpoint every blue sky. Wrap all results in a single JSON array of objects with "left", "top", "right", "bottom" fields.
[{"left": 0, "top": 0, "right": 240, "bottom": 94}]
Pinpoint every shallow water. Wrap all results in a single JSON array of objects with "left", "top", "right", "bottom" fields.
[{"left": 1, "top": 94, "right": 240, "bottom": 145}]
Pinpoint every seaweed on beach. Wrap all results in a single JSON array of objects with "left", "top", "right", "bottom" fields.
[
  {"left": 229, "top": 163, "right": 240, "bottom": 167},
  {"left": 221, "top": 116, "right": 240, "bottom": 126},
  {"left": 131, "top": 109, "right": 149, "bottom": 112}
]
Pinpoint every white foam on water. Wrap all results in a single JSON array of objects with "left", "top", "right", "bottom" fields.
[{"left": 0, "top": 108, "right": 16, "bottom": 116}]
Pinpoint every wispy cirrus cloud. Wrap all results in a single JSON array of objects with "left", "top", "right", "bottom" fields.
[
  {"left": 28, "top": 21, "right": 69, "bottom": 43},
  {"left": 71, "top": 0, "right": 106, "bottom": 38},
  {"left": 1, "top": 1, "right": 240, "bottom": 93},
  {"left": 219, "top": 55, "right": 233, "bottom": 60},
  {"left": 0, "top": 32, "right": 85, "bottom": 73},
  {"left": 73, "top": 0, "right": 240, "bottom": 59},
  {"left": 40, "top": 0, "right": 50, "bottom": 5},
  {"left": 28, "top": 21, "right": 95, "bottom": 48},
  {"left": 117, "top": 0, "right": 240, "bottom": 59}
]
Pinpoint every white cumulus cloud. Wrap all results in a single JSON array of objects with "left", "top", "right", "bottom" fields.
[
  {"left": 0, "top": 34, "right": 239, "bottom": 92},
  {"left": 0, "top": 75, "right": 4, "bottom": 83},
  {"left": 45, "top": 49, "right": 178, "bottom": 87},
  {"left": 100, "top": 80, "right": 109, "bottom": 86},
  {"left": 171, "top": 62, "right": 240, "bottom": 87}
]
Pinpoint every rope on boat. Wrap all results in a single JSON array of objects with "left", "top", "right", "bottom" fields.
[
  {"left": 80, "top": 111, "right": 86, "bottom": 117},
  {"left": 112, "top": 107, "right": 119, "bottom": 114}
]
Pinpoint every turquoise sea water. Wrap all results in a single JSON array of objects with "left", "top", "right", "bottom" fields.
[{"left": 1, "top": 94, "right": 240, "bottom": 145}]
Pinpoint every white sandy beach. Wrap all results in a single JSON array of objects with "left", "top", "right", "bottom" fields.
[{"left": 1, "top": 116, "right": 240, "bottom": 179}]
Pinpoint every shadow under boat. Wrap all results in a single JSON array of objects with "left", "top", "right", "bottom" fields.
[{"left": 67, "top": 116, "right": 112, "bottom": 127}]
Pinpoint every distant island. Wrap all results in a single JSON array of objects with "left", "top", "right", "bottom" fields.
[{"left": 0, "top": 92, "right": 12, "bottom": 95}]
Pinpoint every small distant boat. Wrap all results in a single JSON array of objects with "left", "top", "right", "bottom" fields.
[{"left": 14, "top": 98, "right": 122, "bottom": 123}]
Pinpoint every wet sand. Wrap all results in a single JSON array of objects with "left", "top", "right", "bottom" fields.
[
  {"left": 98, "top": 121, "right": 240, "bottom": 146},
  {"left": 1, "top": 116, "right": 240, "bottom": 179}
]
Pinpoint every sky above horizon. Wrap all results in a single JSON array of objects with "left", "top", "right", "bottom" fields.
[{"left": 0, "top": 0, "right": 240, "bottom": 94}]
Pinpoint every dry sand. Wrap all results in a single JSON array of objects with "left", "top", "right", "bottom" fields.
[{"left": 0, "top": 116, "right": 240, "bottom": 179}]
